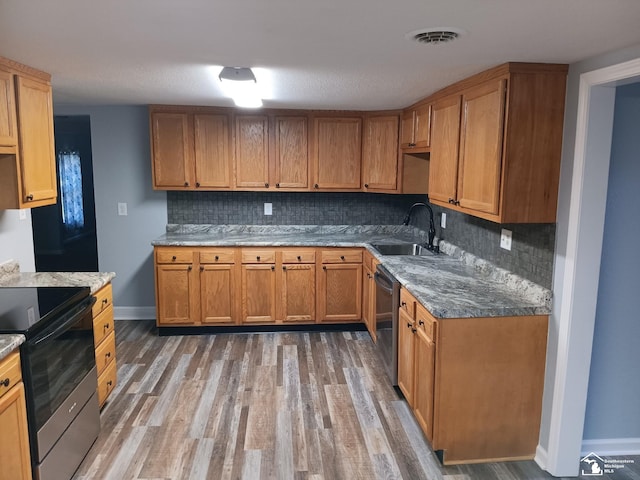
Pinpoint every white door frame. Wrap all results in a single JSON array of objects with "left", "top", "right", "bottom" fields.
[{"left": 540, "top": 57, "right": 640, "bottom": 476}]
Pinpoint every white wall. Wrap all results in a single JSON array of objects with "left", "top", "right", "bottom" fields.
[
  {"left": 54, "top": 106, "right": 166, "bottom": 315},
  {"left": 582, "top": 83, "right": 640, "bottom": 440},
  {"left": 0, "top": 209, "right": 35, "bottom": 271}
]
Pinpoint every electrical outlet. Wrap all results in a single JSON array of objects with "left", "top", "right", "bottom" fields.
[
  {"left": 264, "top": 203, "right": 272, "bottom": 215},
  {"left": 440, "top": 212, "right": 447, "bottom": 229},
  {"left": 500, "top": 228, "right": 512, "bottom": 251},
  {"left": 117, "top": 202, "right": 128, "bottom": 216}
]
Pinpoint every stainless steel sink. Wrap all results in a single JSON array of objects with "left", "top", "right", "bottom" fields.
[{"left": 370, "top": 243, "right": 436, "bottom": 256}]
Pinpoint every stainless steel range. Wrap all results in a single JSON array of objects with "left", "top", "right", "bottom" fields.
[{"left": 0, "top": 287, "right": 100, "bottom": 480}]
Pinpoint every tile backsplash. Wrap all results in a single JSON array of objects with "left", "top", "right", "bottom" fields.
[{"left": 167, "top": 191, "right": 555, "bottom": 288}]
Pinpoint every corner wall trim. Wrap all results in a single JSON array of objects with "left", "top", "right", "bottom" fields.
[
  {"left": 581, "top": 438, "right": 640, "bottom": 457},
  {"left": 114, "top": 306, "right": 156, "bottom": 321},
  {"left": 535, "top": 444, "right": 548, "bottom": 471}
]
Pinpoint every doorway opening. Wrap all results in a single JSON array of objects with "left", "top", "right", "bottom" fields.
[{"left": 31, "top": 115, "right": 98, "bottom": 272}]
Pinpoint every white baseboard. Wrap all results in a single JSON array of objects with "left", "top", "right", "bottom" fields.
[
  {"left": 114, "top": 306, "right": 156, "bottom": 321},
  {"left": 581, "top": 438, "right": 640, "bottom": 456},
  {"left": 535, "top": 444, "right": 548, "bottom": 471}
]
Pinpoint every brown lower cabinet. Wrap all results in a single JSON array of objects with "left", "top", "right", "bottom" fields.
[
  {"left": 398, "top": 287, "right": 548, "bottom": 464},
  {"left": 0, "top": 351, "right": 32, "bottom": 480},
  {"left": 92, "top": 283, "right": 117, "bottom": 408},
  {"left": 154, "top": 246, "right": 357, "bottom": 326}
]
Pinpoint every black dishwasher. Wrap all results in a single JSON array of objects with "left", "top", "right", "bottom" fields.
[{"left": 374, "top": 264, "right": 400, "bottom": 385}]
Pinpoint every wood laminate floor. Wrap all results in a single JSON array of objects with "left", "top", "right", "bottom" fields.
[{"left": 73, "top": 320, "right": 639, "bottom": 480}]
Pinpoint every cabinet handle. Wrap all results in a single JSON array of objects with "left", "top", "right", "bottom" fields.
[
  {"left": 184, "top": 182, "right": 189, "bottom": 187},
  {"left": 276, "top": 183, "right": 280, "bottom": 188},
  {"left": 215, "top": 255, "right": 219, "bottom": 261},
  {"left": 340, "top": 255, "right": 345, "bottom": 261},
  {"left": 26, "top": 194, "right": 34, "bottom": 201},
  {"left": 314, "top": 184, "right": 319, "bottom": 189},
  {"left": 297, "top": 255, "right": 301, "bottom": 261},
  {"left": 0, "top": 378, "right": 9, "bottom": 388},
  {"left": 409, "top": 143, "right": 416, "bottom": 147},
  {"left": 172, "top": 255, "right": 177, "bottom": 261},
  {"left": 364, "top": 183, "right": 369, "bottom": 188},
  {"left": 256, "top": 256, "right": 261, "bottom": 261},
  {"left": 265, "top": 182, "right": 269, "bottom": 188},
  {"left": 196, "top": 182, "right": 200, "bottom": 188}
]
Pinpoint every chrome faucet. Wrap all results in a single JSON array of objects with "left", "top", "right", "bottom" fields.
[{"left": 403, "top": 202, "right": 438, "bottom": 253}]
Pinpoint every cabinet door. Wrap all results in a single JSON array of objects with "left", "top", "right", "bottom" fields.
[
  {"left": 414, "top": 327, "right": 436, "bottom": 442},
  {"left": 281, "top": 264, "right": 315, "bottom": 322},
  {"left": 274, "top": 116, "right": 308, "bottom": 189},
  {"left": 200, "top": 264, "right": 236, "bottom": 324},
  {"left": 362, "top": 264, "right": 376, "bottom": 341},
  {"left": 400, "top": 109, "right": 416, "bottom": 148},
  {"left": 235, "top": 115, "right": 269, "bottom": 188},
  {"left": 317, "top": 263, "right": 362, "bottom": 322},
  {"left": 194, "top": 113, "right": 232, "bottom": 189},
  {"left": 413, "top": 103, "right": 431, "bottom": 148},
  {"left": 0, "top": 69, "right": 17, "bottom": 146},
  {"left": 362, "top": 114, "right": 399, "bottom": 192},
  {"left": 0, "top": 383, "right": 32, "bottom": 480},
  {"left": 15, "top": 76, "right": 56, "bottom": 205},
  {"left": 457, "top": 79, "right": 506, "bottom": 215},
  {"left": 429, "top": 95, "right": 461, "bottom": 205},
  {"left": 313, "top": 117, "right": 362, "bottom": 190},
  {"left": 150, "top": 112, "right": 193, "bottom": 188},
  {"left": 241, "top": 264, "right": 276, "bottom": 323},
  {"left": 155, "top": 264, "right": 195, "bottom": 324},
  {"left": 398, "top": 308, "right": 415, "bottom": 406}
]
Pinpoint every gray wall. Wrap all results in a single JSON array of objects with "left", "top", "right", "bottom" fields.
[
  {"left": 168, "top": 192, "right": 556, "bottom": 288},
  {"left": 54, "top": 106, "right": 167, "bottom": 311},
  {"left": 0, "top": 210, "right": 35, "bottom": 271},
  {"left": 582, "top": 83, "right": 640, "bottom": 439}
]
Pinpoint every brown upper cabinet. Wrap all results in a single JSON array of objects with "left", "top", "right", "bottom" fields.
[
  {"left": 150, "top": 108, "right": 233, "bottom": 190},
  {"left": 312, "top": 116, "right": 362, "bottom": 190},
  {"left": 400, "top": 102, "right": 431, "bottom": 152},
  {"left": 234, "top": 114, "right": 309, "bottom": 190},
  {"left": 428, "top": 63, "right": 568, "bottom": 223},
  {"left": 0, "top": 57, "right": 56, "bottom": 210},
  {"left": 362, "top": 113, "right": 400, "bottom": 193}
]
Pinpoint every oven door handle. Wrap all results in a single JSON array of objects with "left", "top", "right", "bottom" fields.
[
  {"left": 29, "top": 297, "right": 96, "bottom": 347},
  {"left": 374, "top": 271, "right": 394, "bottom": 294}
]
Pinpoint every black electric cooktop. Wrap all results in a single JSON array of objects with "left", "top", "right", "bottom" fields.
[{"left": 0, "top": 286, "right": 90, "bottom": 335}]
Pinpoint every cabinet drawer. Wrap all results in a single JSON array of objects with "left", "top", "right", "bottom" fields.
[
  {"left": 200, "top": 249, "right": 236, "bottom": 264},
  {"left": 281, "top": 249, "right": 316, "bottom": 264},
  {"left": 156, "top": 248, "right": 193, "bottom": 264},
  {"left": 95, "top": 330, "right": 116, "bottom": 375},
  {"left": 415, "top": 302, "right": 436, "bottom": 341},
  {"left": 0, "top": 352, "right": 21, "bottom": 401},
  {"left": 399, "top": 288, "right": 416, "bottom": 318},
  {"left": 97, "top": 358, "right": 117, "bottom": 407},
  {"left": 241, "top": 249, "right": 276, "bottom": 264},
  {"left": 321, "top": 249, "right": 363, "bottom": 263},
  {"left": 92, "top": 283, "right": 113, "bottom": 317},
  {"left": 93, "top": 304, "right": 114, "bottom": 347}
]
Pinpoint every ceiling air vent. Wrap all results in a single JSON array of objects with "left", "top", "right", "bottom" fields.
[{"left": 406, "top": 27, "right": 466, "bottom": 45}]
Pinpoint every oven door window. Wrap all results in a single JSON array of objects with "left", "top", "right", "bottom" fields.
[{"left": 24, "top": 306, "right": 95, "bottom": 431}]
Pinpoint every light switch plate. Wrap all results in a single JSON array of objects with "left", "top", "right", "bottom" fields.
[
  {"left": 440, "top": 212, "right": 447, "bottom": 229},
  {"left": 500, "top": 228, "right": 512, "bottom": 251},
  {"left": 118, "top": 202, "right": 128, "bottom": 216},
  {"left": 264, "top": 203, "right": 272, "bottom": 215}
]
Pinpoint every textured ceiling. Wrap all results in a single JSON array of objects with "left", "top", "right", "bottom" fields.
[{"left": 2, "top": 0, "right": 640, "bottom": 110}]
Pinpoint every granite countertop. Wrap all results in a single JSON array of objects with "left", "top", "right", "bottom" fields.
[
  {"left": 0, "top": 334, "right": 25, "bottom": 363},
  {"left": 153, "top": 225, "right": 552, "bottom": 319}
]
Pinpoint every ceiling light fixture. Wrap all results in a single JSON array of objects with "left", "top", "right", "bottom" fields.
[{"left": 218, "top": 67, "right": 263, "bottom": 108}]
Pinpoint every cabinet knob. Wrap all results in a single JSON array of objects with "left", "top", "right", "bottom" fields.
[
  {"left": 102, "top": 298, "right": 109, "bottom": 306},
  {"left": 297, "top": 255, "right": 301, "bottom": 261},
  {"left": 172, "top": 255, "right": 177, "bottom": 261},
  {"left": 265, "top": 182, "right": 269, "bottom": 188},
  {"left": 0, "top": 378, "right": 9, "bottom": 388},
  {"left": 105, "top": 352, "right": 111, "bottom": 359},
  {"left": 276, "top": 183, "right": 280, "bottom": 188},
  {"left": 401, "top": 301, "right": 407, "bottom": 307},
  {"left": 364, "top": 183, "right": 369, "bottom": 188},
  {"left": 419, "top": 319, "right": 424, "bottom": 326},
  {"left": 271, "top": 265, "right": 275, "bottom": 271},
  {"left": 107, "top": 380, "right": 113, "bottom": 387},
  {"left": 188, "top": 265, "right": 193, "bottom": 271},
  {"left": 104, "top": 323, "right": 110, "bottom": 331},
  {"left": 314, "top": 184, "right": 319, "bottom": 189},
  {"left": 256, "top": 256, "right": 261, "bottom": 261},
  {"left": 215, "top": 255, "right": 219, "bottom": 261},
  {"left": 340, "top": 255, "right": 345, "bottom": 261},
  {"left": 409, "top": 143, "right": 416, "bottom": 147},
  {"left": 184, "top": 182, "right": 189, "bottom": 187},
  {"left": 323, "top": 266, "right": 327, "bottom": 270},
  {"left": 26, "top": 194, "right": 34, "bottom": 201},
  {"left": 196, "top": 182, "right": 200, "bottom": 188},
  {"left": 407, "top": 322, "right": 412, "bottom": 328},
  {"left": 412, "top": 328, "right": 417, "bottom": 333},
  {"left": 282, "top": 266, "right": 287, "bottom": 271},
  {"left": 367, "top": 273, "right": 372, "bottom": 279},
  {"left": 200, "top": 266, "right": 204, "bottom": 271}
]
